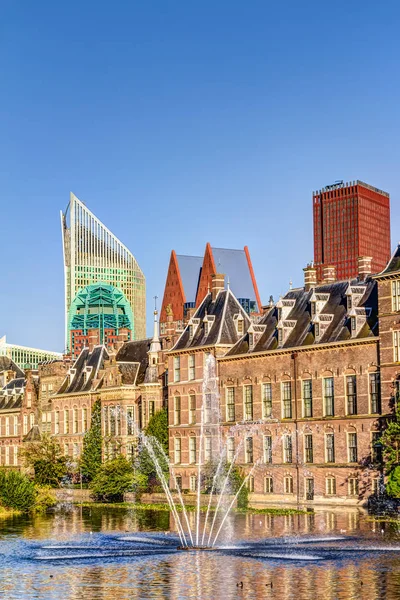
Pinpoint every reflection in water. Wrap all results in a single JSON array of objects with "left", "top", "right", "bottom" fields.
[{"left": 1, "top": 507, "right": 400, "bottom": 599}]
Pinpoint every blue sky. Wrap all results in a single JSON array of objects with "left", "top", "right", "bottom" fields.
[{"left": 1, "top": 0, "right": 399, "bottom": 351}]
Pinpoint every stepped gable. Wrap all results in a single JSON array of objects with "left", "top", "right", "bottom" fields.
[
  {"left": 116, "top": 339, "right": 152, "bottom": 385},
  {"left": 0, "top": 357, "right": 24, "bottom": 378},
  {"left": 57, "top": 346, "right": 109, "bottom": 394},
  {"left": 227, "top": 278, "right": 378, "bottom": 356},
  {"left": 172, "top": 288, "right": 251, "bottom": 351}
]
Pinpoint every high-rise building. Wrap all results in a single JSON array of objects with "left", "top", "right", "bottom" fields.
[
  {"left": 313, "top": 180, "right": 391, "bottom": 281},
  {"left": 0, "top": 335, "right": 62, "bottom": 370},
  {"left": 61, "top": 193, "right": 145, "bottom": 349}
]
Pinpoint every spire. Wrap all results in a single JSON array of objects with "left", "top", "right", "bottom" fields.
[{"left": 149, "top": 296, "right": 161, "bottom": 355}]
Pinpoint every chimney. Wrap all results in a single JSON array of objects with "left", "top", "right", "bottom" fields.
[
  {"left": 358, "top": 256, "right": 372, "bottom": 281},
  {"left": 211, "top": 273, "right": 225, "bottom": 300},
  {"left": 303, "top": 264, "right": 317, "bottom": 291},
  {"left": 322, "top": 265, "right": 336, "bottom": 284}
]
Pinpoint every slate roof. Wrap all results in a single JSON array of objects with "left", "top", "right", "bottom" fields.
[
  {"left": 0, "top": 377, "right": 25, "bottom": 410},
  {"left": 211, "top": 247, "right": 256, "bottom": 302},
  {"left": 116, "top": 339, "right": 153, "bottom": 385},
  {"left": 172, "top": 289, "right": 251, "bottom": 351},
  {"left": 227, "top": 278, "right": 378, "bottom": 356},
  {"left": 374, "top": 244, "right": 400, "bottom": 277},
  {"left": 176, "top": 255, "right": 203, "bottom": 303},
  {"left": 24, "top": 425, "right": 41, "bottom": 442},
  {"left": 0, "top": 357, "right": 24, "bottom": 378},
  {"left": 57, "top": 346, "right": 108, "bottom": 394}
]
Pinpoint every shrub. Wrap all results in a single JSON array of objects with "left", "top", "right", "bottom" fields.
[
  {"left": 0, "top": 469, "right": 36, "bottom": 511},
  {"left": 80, "top": 399, "right": 102, "bottom": 481},
  {"left": 33, "top": 486, "right": 57, "bottom": 513},
  {"left": 19, "top": 434, "right": 67, "bottom": 486},
  {"left": 91, "top": 455, "right": 147, "bottom": 502},
  {"left": 386, "top": 466, "right": 400, "bottom": 498}
]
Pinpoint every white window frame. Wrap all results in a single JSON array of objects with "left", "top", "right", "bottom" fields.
[
  {"left": 392, "top": 280, "right": 400, "bottom": 311},
  {"left": 188, "top": 355, "right": 195, "bottom": 380},
  {"left": 262, "top": 382, "right": 272, "bottom": 418},
  {"left": 174, "top": 438, "right": 181, "bottom": 464}
]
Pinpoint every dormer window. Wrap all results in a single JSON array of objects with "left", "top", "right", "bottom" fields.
[
  {"left": 249, "top": 333, "right": 254, "bottom": 348},
  {"left": 278, "top": 308, "right": 282, "bottom": 321},
  {"left": 311, "top": 302, "right": 316, "bottom": 317},
  {"left": 189, "top": 325, "right": 194, "bottom": 340},
  {"left": 204, "top": 322, "right": 209, "bottom": 336},
  {"left": 348, "top": 296, "right": 352, "bottom": 310},
  {"left": 315, "top": 323, "right": 319, "bottom": 338},
  {"left": 278, "top": 329, "right": 283, "bottom": 345},
  {"left": 237, "top": 318, "right": 244, "bottom": 335},
  {"left": 351, "top": 317, "right": 356, "bottom": 331}
]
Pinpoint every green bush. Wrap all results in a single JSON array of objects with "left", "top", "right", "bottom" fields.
[
  {"left": 90, "top": 455, "right": 147, "bottom": 502},
  {"left": 0, "top": 469, "right": 36, "bottom": 511},
  {"left": 80, "top": 399, "right": 102, "bottom": 481},
  {"left": 19, "top": 434, "right": 67, "bottom": 486},
  {"left": 386, "top": 466, "right": 400, "bottom": 498},
  {"left": 33, "top": 485, "right": 57, "bottom": 513}
]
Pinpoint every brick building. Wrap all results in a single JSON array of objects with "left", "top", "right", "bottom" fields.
[{"left": 313, "top": 180, "right": 391, "bottom": 281}]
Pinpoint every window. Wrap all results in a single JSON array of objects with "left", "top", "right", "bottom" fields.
[
  {"left": 346, "top": 375, "right": 357, "bottom": 415},
  {"left": 73, "top": 443, "right": 79, "bottom": 458},
  {"left": 324, "top": 377, "right": 334, "bottom": 416},
  {"left": 55, "top": 411, "right": 60, "bottom": 434},
  {"left": 110, "top": 407, "right": 116, "bottom": 435},
  {"left": 394, "top": 331, "right": 400, "bottom": 362},
  {"left": 13, "top": 446, "right": 18, "bottom": 466},
  {"left": 245, "top": 437, "right": 253, "bottom": 463},
  {"left": 282, "top": 382, "right": 292, "bottom": 418},
  {"left": 82, "top": 408, "right": 88, "bottom": 432},
  {"left": 392, "top": 280, "right": 400, "bottom": 311},
  {"left": 27, "top": 392, "right": 32, "bottom": 408},
  {"left": 348, "top": 477, "right": 359, "bottom": 496},
  {"left": 148, "top": 401, "right": 155, "bottom": 420},
  {"left": 237, "top": 318, "right": 244, "bottom": 335},
  {"left": 189, "top": 325, "right": 194, "bottom": 340},
  {"left": 127, "top": 406, "right": 134, "bottom": 435},
  {"left": 264, "top": 476, "right": 273, "bottom": 494},
  {"left": 303, "top": 380, "right": 313, "bottom": 417},
  {"left": 249, "top": 333, "right": 254, "bottom": 348},
  {"left": 248, "top": 476, "right": 254, "bottom": 492},
  {"left": 205, "top": 437, "right": 212, "bottom": 462},
  {"left": 283, "top": 435, "right": 292, "bottom": 463},
  {"left": 174, "top": 357, "right": 181, "bottom": 382},
  {"left": 64, "top": 444, "right": 69, "bottom": 456},
  {"left": 5, "top": 446, "right": 9, "bottom": 466},
  {"left": 372, "top": 432, "right": 382, "bottom": 463},
  {"left": 348, "top": 432, "right": 358, "bottom": 463},
  {"left": 244, "top": 385, "right": 253, "bottom": 421},
  {"left": 372, "top": 478, "right": 380, "bottom": 496},
  {"left": 73, "top": 408, "right": 78, "bottom": 433},
  {"left": 23, "top": 415, "right": 28, "bottom": 435},
  {"left": 29, "top": 413, "right": 34, "bottom": 429},
  {"left": 264, "top": 435, "right": 272, "bottom": 464},
  {"left": 189, "top": 436, "right": 196, "bottom": 464},
  {"left": 226, "top": 387, "right": 235, "bottom": 421},
  {"left": 204, "top": 393, "right": 212, "bottom": 423},
  {"left": 41, "top": 384, "right": 46, "bottom": 392},
  {"left": 315, "top": 323, "right": 320, "bottom": 338},
  {"left": 262, "top": 383, "right": 272, "bottom": 418},
  {"left": 189, "top": 395, "right": 196, "bottom": 424},
  {"left": 204, "top": 321, "right": 209, "bottom": 336},
  {"left": 189, "top": 475, "right": 197, "bottom": 492},
  {"left": 227, "top": 437, "right": 235, "bottom": 463},
  {"left": 284, "top": 475, "right": 293, "bottom": 494},
  {"left": 370, "top": 373, "right": 381, "bottom": 413},
  {"left": 325, "top": 433, "right": 335, "bottom": 463},
  {"left": 13, "top": 416, "right": 18, "bottom": 436},
  {"left": 278, "top": 329, "right": 283, "bottom": 345},
  {"left": 5, "top": 417, "right": 9, "bottom": 436},
  {"left": 64, "top": 410, "right": 69, "bottom": 434},
  {"left": 304, "top": 434, "right": 313, "bottom": 463},
  {"left": 174, "top": 396, "right": 181, "bottom": 425},
  {"left": 326, "top": 477, "right": 336, "bottom": 495},
  {"left": 174, "top": 438, "right": 181, "bottom": 464},
  {"left": 189, "top": 355, "right": 195, "bottom": 380}
]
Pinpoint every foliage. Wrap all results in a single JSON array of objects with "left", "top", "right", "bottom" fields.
[
  {"left": 90, "top": 455, "right": 147, "bottom": 502},
  {"left": 33, "top": 485, "right": 57, "bottom": 513},
  {"left": 0, "top": 469, "right": 36, "bottom": 511},
  {"left": 386, "top": 466, "right": 400, "bottom": 498},
  {"left": 19, "top": 434, "right": 67, "bottom": 486},
  {"left": 80, "top": 399, "right": 102, "bottom": 481},
  {"left": 201, "top": 460, "right": 249, "bottom": 510},
  {"left": 135, "top": 409, "right": 169, "bottom": 492}
]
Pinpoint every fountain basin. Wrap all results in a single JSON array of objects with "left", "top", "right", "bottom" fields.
[{"left": 177, "top": 546, "right": 218, "bottom": 551}]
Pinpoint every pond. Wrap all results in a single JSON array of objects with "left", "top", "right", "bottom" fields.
[{"left": 1, "top": 505, "right": 400, "bottom": 599}]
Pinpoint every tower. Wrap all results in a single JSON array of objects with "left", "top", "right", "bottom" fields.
[
  {"left": 313, "top": 180, "right": 391, "bottom": 281},
  {"left": 61, "top": 193, "right": 146, "bottom": 350}
]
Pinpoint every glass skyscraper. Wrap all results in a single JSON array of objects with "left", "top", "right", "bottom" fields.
[{"left": 60, "top": 193, "right": 145, "bottom": 350}]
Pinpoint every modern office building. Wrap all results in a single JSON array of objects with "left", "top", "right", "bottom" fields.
[
  {"left": 0, "top": 335, "right": 62, "bottom": 370},
  {"left": 61, "top": 193, "right": 146, "bottom": 350},
  {"left": 313, "top": 180, "right": 391, "bottom": 281},
  {"left": 67, "top": 282, "right": 133, "bottom": 358}
]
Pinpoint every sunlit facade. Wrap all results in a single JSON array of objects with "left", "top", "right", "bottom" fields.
[
  {"left": 0, "top": 335, "right": 62, "bottom": 369},
  {"left": 61, "top": 193, "right": 146, "bottom": 350}
]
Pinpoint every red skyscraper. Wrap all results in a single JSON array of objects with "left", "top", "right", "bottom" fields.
[{"left": 313, "top": 180, "right": 391, "bottom": 281}]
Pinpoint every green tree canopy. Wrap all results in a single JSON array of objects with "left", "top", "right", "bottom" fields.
[
  {"left": 19, "top": 434, "right": 67, "bottom": 486},
  {"left": 90, "top": 455, "right": 146, "bottom": 502},
  {"left": 135, "top": 409, "right": 169, "bottom": 491},
  {"left": 0, "top": 469, "right": 36, "bottom": 511},
  {"left": 80, "top": 399, "right": 102, "bottom": 481}
]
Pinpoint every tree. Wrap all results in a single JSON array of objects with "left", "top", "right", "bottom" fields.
[
  {"left": 386, "top": 466, "right": 400, "bottom": 498},
  {"left": 135, "top": 409, "right": 169, "bottom": 491},
  {"left": 90, "top": 455, "right": 146, "bottom": 502},
  {"left": 201, "top": 459, "right": 249, "bottom": 509},
  {"left": 380, "top": 396, "right": 400, "bottom": 497},
  {"left": 80, "top": 399, "right": 102, "bottom": 481},
  {"left": 0, "top": 469, "right": 36, "bottom": 511},
  {"left": 19, "top": 434, "right": 67, "bottom": 486}
]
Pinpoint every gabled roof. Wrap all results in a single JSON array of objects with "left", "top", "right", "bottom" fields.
[
  {"left": 374, "top": 244, "right": 400, "bottom": 278},
  {"left": 0, "top": 377, "right": 25, "bottom": 410},
  {"left": 57, "top": 346, "right": 108, "bottom": 394},
  {"left": 172, "top": 288, "right": 251, "bottom": 351},
  {"left": 0, "top": 357, "right": 24, "bottom": 378},
  {"left": 116, "top": 339, "right": 153, "bottom": 385},
  {"left": 227, "top": 278, "right": 377, "bottom": 357}
]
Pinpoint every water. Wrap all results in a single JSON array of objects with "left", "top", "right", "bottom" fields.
[{"left": 1, "top": 507, "right": 400, "bottom": 599}]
